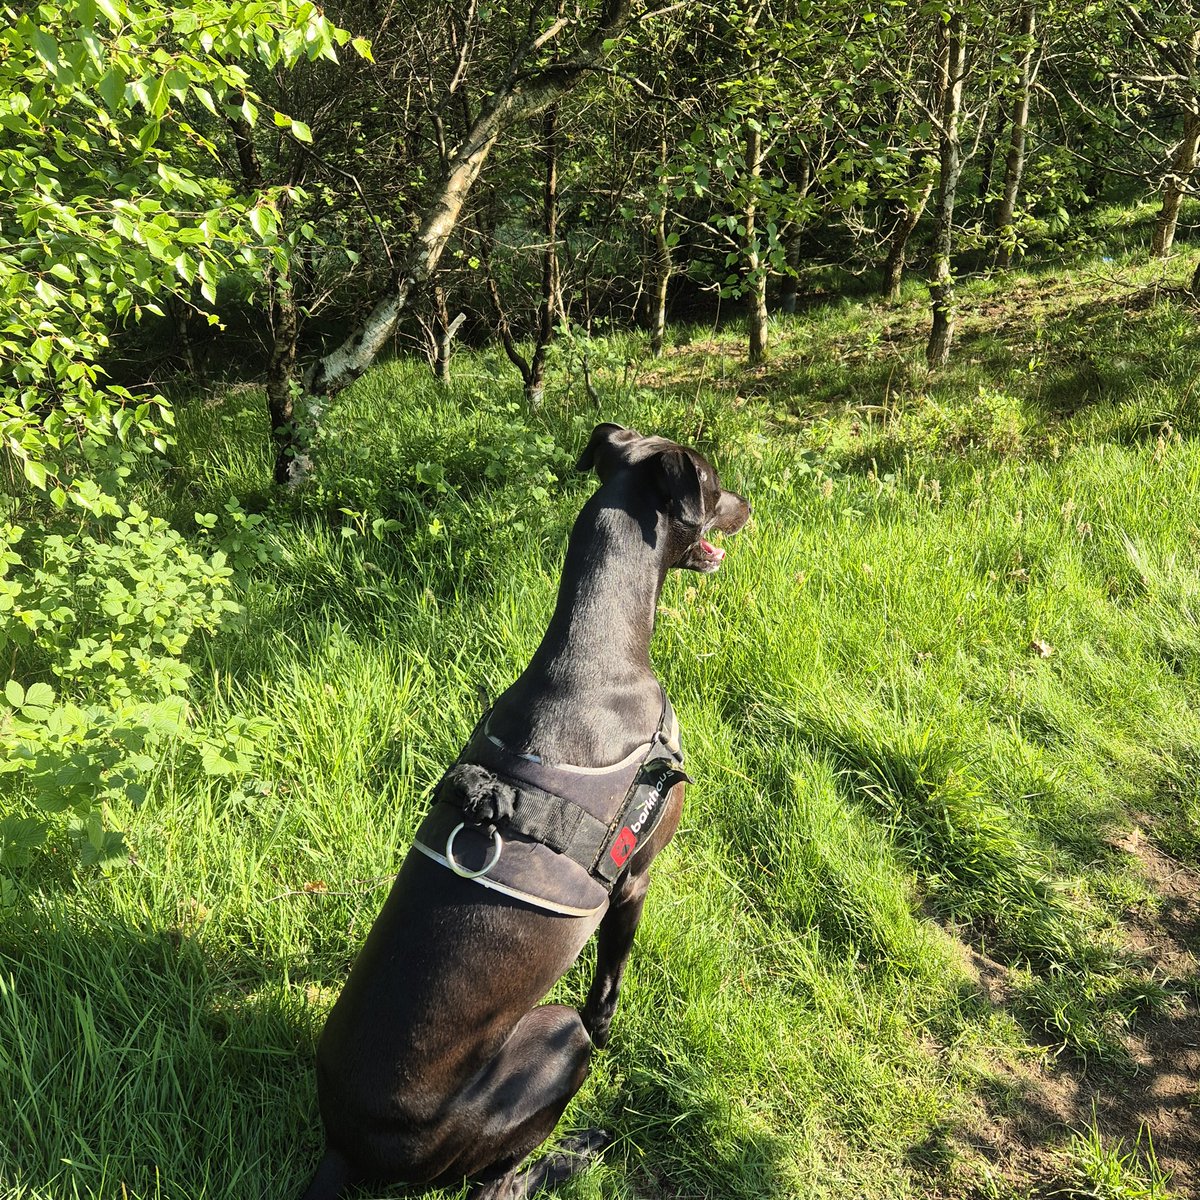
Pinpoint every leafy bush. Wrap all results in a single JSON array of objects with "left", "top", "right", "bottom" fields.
[
  {"left": 0, "top": 683, "right": 187, "bottom": 876},
  {"left": 2, "top": 505, "right": 238, "bottom": 697},
  {"left": 194, "top": 498, "right": 283, "bottom": 583},
  {"left": 1, "top": 501, "right": 255, "bottom": 890}
]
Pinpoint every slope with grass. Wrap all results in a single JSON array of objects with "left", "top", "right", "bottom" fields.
[{"left": 3, "top": 242, "right": 1200, "bottom": 1200}]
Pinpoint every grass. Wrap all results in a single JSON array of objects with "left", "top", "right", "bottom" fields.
[
  {"left": 1062, "top": 1122, "right": 1178, "bottom": 1200},
  {"left": 4, "top": 233, "right": 1200, "bottom": 1199}
]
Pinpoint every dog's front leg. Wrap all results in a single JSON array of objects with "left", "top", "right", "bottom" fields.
[
  {"left": 581, "top": 782, "right": 685, "bottom": 1048},
  {"left": 581, "top": 868, "right": 650, "bottom": 1049}
]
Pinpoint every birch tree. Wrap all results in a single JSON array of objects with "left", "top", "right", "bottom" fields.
[
  {"left": 927, "top": 10, "right": 966, "bottom": 367},
  {"left": 994, "top": 2, "right": 1038, "bottom": 268},
  {"left": 273, "top": 0, "right": 642, "bottom": 484}
]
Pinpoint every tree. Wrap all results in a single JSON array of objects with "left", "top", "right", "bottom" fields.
[
  {"left": 1057, "top": 1, "right": 1200, "bottom": 259},
  {"left": 927, "top": 10, "right": 966, "bottom": 367},
  {"left": 270, "top": 0, "right": 642, "bottom": 484},
  {"left": 994, "top": 2, "right": 1038, "bottom": 268},
  {"left": 677, "top": 0, "right": 881, "bottom": 364},
  {"left": 0, "top": 0, "right": 353, "bottom": 494}
]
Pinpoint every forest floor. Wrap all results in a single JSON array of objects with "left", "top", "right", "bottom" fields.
[{"left": 4, "top": 222, "right": 1200, "bottom": 1200}]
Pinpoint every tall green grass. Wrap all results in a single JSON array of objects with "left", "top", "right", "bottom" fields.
[{"left": 3, "top": 248, "right": 1200, "bottom": 1198}]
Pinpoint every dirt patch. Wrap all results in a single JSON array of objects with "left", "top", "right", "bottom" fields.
[{"left": 947, "top": 826, "right": 1200, "bottom": 1198}]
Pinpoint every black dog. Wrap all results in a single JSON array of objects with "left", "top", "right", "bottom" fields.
[{"left": 301, "top": 424, "right": 750, "bottom": 1200}]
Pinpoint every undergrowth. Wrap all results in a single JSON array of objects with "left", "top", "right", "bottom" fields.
[{"left": 3, "top": 246, "right": 1200, "bottom": 1199}]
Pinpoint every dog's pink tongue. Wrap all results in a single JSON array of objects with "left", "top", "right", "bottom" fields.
[{"left": 701, "top": 538, "right": 725, "bottom": 562}]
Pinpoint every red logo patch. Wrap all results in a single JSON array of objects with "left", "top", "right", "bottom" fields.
[{"left": 609, "top": 827, "right": 637, "bottom": 867}]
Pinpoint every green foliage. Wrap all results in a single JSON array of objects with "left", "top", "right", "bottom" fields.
[
  {"left": 0, "top": 502, "right": 264, "bottom": 887},
  {"left": 3, "top": 244, "right": 1200, "bottom": 1197},
  {"left": 1063, "top": 1122, "right": 1179, "bottom": 1200},
  {"left": 2, "top": 507, "right": 238, "bottom": 696},
  {"left": 0, "top": 0, "right": 355, "bottom": 486},
  {"left": 0, "top": 0, "right": 366, "bottom": 887},
  {"left": 194, "top": 498, "right": 283, "bottom": 582},
  {"left": 0, "top": 684, "right": 187, "bottom": 871}
]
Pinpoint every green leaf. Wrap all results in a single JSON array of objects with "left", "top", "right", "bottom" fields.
[
  {"left": 200, "top": 743, "right": 237, "bottom": 776},
  {"left": 97, "top": 65, "right": 126, "bottom": 111},
  {"left": 248, "top": 206, "right": 276, "bottom": 239},
  {"left": 192, "top": 85, "right": 217, "bottom": 115},
  {"left": 23, "top": 459, "right": 47, "bottom": 490},
  {"left": 77, "top": 827, "right": 127, "bottom": 869},
  {"left": 33, "top": 280, "right": 60, "bottom": 307},
  {"left": 290, "top": 119, "right": 312, "bottom": 143},
  {"left": 5, "top": 680, "right": 25, "bottom": 708},
  {"left": 31, "top": 28, "right": 59, "bottom": 70},
  {"left": 351, "top": 36, "right": 373, "bottom": 61},
  {"left": 0, "top": 815, "right": 48, "bottom": 869},
  {"left": 163, "top": 68, "right": 189, "bottom": 99}
]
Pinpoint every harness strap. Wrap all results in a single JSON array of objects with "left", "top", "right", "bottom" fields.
[
  {"left": 430, "top": 688, "right": 688, "bottom": 898},
  {"left": 488, "top": 779, "right": 609, "bottom": 869}
]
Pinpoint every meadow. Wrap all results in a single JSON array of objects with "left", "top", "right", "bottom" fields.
[{"left": 4, "top": 215, "right": 1200, "bottom": 1199}]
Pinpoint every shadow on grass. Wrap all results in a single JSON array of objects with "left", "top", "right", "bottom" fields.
[
  {"left": 677, "top": 259, "right": 1200, "bottom": 449},
  {"left": 718, "top": 698, "right": 1153, "bottom": 1065},
  {"left": 614, "top": 1044, "right": 794, "bottom": 1200},
  {"left": 937, "top": 960, "right": 1200, "bottom": 1199},
  {"left": 0, "top": 891, "right": 795, "bottom": 1200},
  {"left": 0, "top": 898, "right": 323, "bottom": 1200}
]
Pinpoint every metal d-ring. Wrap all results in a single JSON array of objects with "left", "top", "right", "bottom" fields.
[{"left": 445, "top": 822, "right": 503, "bottom": 879}]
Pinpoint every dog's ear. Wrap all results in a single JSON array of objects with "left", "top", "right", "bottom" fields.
[
  {"left": 654, "top": 447, "right": 705, "bottom": 529},
  {"left": 576, "top": 423, "right": 642, "bottom": 480}
]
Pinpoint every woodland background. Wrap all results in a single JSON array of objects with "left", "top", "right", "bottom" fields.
[{"left": 4, "top": 2, "right": 1200, "bottom": 1198}]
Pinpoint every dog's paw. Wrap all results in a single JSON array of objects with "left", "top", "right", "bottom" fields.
[{"left": 441, "top": 763, "right": 518, "bottom": 825}]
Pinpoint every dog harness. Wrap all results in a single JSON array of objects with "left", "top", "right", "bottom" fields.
[{"left": 411, "top": 692, "right": 689, "bottom": 917}]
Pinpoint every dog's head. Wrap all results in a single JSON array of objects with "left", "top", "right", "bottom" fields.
[{"left": 576, "top": 422, "right": 751, "bottom": 573}]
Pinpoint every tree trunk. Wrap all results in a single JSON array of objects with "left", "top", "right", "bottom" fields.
[
  {"left": 429, "top": 283, "right": 465, "bottom": 384},
  {"left": 650, "top": 203, "right": 671, "bottom": 355},
  {"left": 226, "top": 112, "right": 304, "bottom": 481},
  {"left": 994, "top": 2, "right": 1036, "bottom": 270},
  {"left": 479, "top": 215, "right": 534, "bottom": 392},
  {"left": 526, "top": 104, "right": 560, "bottom": 408},
  {"left": 778, "top": 157, "right": 811, "bottom": 315},
  {"left": 279, "top": 0, "right": 634, "bottom": 485},
  {"left": 650, "top": 135, "right": 671, "bottom": 356},
  {"left": 976, "top": 104, "right": 1008, "bottom": 204},
  {"left": 778, "top": 230, "right": 802, "bottom": 315},
  {"left": 1151, "top": 107, "right": 1200, "bottom": 258},
  {"left": 1084, "top": 121, "right": 1110, "bottom": 199},
  {"left": 266, "top": 268, "right": 301, "bottom": 484},
  {"left": 882, "top": 174, "right": 935, "bottom": 303},
  {"left": 927, "top": 13, "right": 965, "bottom": 368},
  {"left": 745, "top": 120, "right": 769, "bottom": 366}
]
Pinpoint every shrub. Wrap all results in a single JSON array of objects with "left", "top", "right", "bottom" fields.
[{"left": 1, "top": 501, "right": 251, "bottom": 890}]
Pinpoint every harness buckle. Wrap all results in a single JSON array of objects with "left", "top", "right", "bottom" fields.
[{"left": 445, "top": 822, "right": 503, "bottom": 879}]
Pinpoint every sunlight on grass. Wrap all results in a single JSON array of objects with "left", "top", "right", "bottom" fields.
[{"left": 4, "top": 247, "right": 1200, "bottom": 1199}]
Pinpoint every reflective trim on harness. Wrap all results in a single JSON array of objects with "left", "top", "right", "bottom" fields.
[
  {"left": 411, "top": 839, "right": 606, "bottom": 917},
  {"left": 430, "top": 689, "right": 689, "bottom": 900}
]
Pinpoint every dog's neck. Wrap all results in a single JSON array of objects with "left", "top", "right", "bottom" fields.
[{"left": 487, "top": 485, "right": 671, "bottom": 766}]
